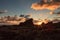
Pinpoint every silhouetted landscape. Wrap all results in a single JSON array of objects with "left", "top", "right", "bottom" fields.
[
  {"left": 0, "top": 0, "right": 60, "bottom": 40},
  {"left": 0, "top": 18, "right": 60, "bottom": 40}
]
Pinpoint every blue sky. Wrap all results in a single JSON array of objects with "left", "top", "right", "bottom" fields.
[{"left": 0, "top": 0, "right": 60, "bottom": 20}]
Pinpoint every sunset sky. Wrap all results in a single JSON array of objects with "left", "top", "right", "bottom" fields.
[{"left": 0, "top": 0, "right": 60, "bottom": 20}]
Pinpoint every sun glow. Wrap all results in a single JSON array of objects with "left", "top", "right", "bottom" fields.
[
  {"left": 36, "top": 22, "right": 42, "bottom": 25},
  {"left": 34, "top": 21, "right": 43, "bottom": 25},
  {"left": 33, "top": 19, "right": 50, "bottom": 25}
]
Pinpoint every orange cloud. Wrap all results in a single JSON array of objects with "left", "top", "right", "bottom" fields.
[
  {"left": 31, "top": 0, "right": 60, "bottom": 11},
  {"left": 31, "top": 2, "right": 60, "bottom": 11}
]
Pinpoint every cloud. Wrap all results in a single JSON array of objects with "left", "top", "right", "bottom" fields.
[
  {"left": 39, "top": 14, "right": 44, "bottom": 16},
  {"left": 0, "top": 10, "right": 8, "bottom": 14},
  {"left": 56, "top": 12, "right": 60, "bottom": 16},
  {"left": 49, "top": 11, "right": 54, "bottom": 15},
  {"left": 54, "top": 17, "right": 60, "bottom": 18},
  {"left": 31, "top": 0, "right": 60, "bottom": 11},
  {"left": 20, "top": 14, "right": 32, "bottom": 19},
  {"left": 49, "top": 11, "right": 60, "bottom": 15},
  {"left": 53, "top": 0, "right": 60, "bottom": 2},
  {"left": 57, "top": 12, "right": 60, "bottom": 14}
]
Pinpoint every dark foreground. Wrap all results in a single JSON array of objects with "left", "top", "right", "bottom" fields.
[
  {"left": 0, "top": 25, "right": 60, "bottom": 40},
  {"left": 0, "top": 19, "right": 60, "bottom": 40}
]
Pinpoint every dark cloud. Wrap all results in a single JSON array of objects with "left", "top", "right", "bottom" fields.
[
  {"left": 0, "top": 10, "right": 8, "bottom": 14},
  {"left": 57, "top": 12, "right": 60, "bottom": 14},
  {"left": 20, "top": 14, "right": 32, "bottom": 18},
  {"left": 54, "top": 0, "right": 60, "bottom": 2},
  {"left": 49, "top": 11, "right": 60, "bottom": 15},
  {"left": 25, "top": 15, "right": 31, "bottom": 17},
  {"left": 57, "top": 7, "right": 60, "bottom": 9},
  {"left": 50, "top": 11, "right": 60, "bottom": 15}
]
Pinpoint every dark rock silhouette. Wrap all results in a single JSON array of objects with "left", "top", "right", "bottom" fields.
[
  {"left": 19, "top": 18, "right": 34, "bottom": 27},
  {"left": 53, "top": 22, "right": 60, "bottom": 28},
  {"left": 40, "top": 21, "right": 55, "bottom": 31}
]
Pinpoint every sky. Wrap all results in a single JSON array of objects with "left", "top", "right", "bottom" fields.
[{"left": 0, "top": 0, "right": 60, "bottom": 20}]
